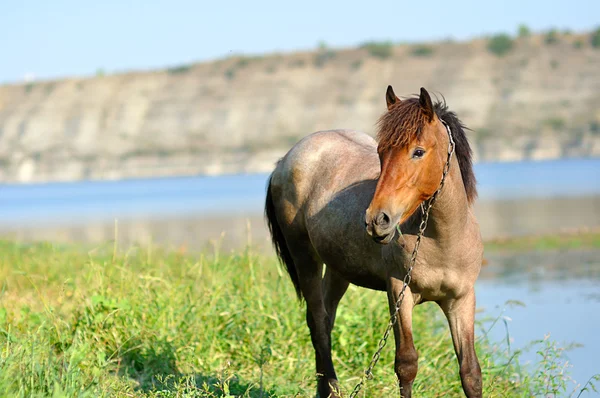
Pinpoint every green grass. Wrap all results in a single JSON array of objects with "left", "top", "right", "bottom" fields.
[
  {"left": 484, "top": 231, "right": 600, "bottom": 253},
  {"left": 0, "top": 240, "right": 595, "bottom": 397}
]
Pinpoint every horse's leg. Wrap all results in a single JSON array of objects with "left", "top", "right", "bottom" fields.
[
  {"left": 322, "top": 266, "right": 349, "bottom": 334},
  {"left": 290, "top": 244, "right": 341, "bottom": 398},
  {"left": 438, "top": 289, "right": 482, "bottom": 398},
  {"left": 388, "top": 280, "right": 418, "bottom": 398}
]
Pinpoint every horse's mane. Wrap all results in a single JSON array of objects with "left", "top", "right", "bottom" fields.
[{"left": 376, "top": 96, "right": 477, "bottom": 203}]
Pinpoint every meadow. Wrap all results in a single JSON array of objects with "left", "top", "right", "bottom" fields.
[{"left": 0, "top": 235, "right": 598, "bottom": 397}]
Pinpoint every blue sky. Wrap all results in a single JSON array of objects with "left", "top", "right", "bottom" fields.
[{"left": 1, "top": 0, "right": 598, "bottom": 83}]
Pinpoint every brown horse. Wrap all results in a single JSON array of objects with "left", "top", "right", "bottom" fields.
[{"left": 265, "top": 86, "right": 482, "bottom": 397}]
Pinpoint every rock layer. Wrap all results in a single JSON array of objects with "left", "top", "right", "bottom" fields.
[{"left": 1, "top": 33, "right": 599, "bottom": 182}]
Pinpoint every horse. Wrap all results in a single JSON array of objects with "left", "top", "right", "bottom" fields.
[{"left": 264, "top": 86, "right": 482, "bottom": 398}]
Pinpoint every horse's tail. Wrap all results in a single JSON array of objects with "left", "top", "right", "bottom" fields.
[{"left": 265, "top": 172, "right": 302, "bottom": 300}]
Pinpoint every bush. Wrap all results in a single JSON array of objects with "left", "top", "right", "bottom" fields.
[
  {"left": 224, "top": 68, "right": 235, "bottom": 80},
  {"left": 350, "top": 59, "right": 363, "bottom": 70},
  {"left": 518, "top": 24, "right": 531, "bottom": 38},
  {"left": 314, "top": 50, "right": 336, "bottom": 67},
  {"left": 591, "top": 27, "right": 600, "bottom": 48},
  {"left": 168, "top": 65, "right": 191, "bottom": 75},
  {"left": 235, "top": 57, "right": 250, "bottom": 68},
  {"left": 289, "top": 59, "right": 306, "bottom": 68},
  {"left": 361, "top": 41, "right": 394, "bottom": 59},
  {"left": 573, "top": 39, "right": 584, "bottom": 49},
  {"left": 411, "top": 45, "right": 434, "bottom": 57},
  {"left": 545, "top": 29, "right": 559, "bottom": 45},
  {"left": 543, "top": 117, "right": 565, "bottom": 131},
  {"left": 487, "top": 34, "right": 514, "bottom": 56}
]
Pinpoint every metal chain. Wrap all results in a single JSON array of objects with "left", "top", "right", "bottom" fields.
[{"left": 348, "top": 122, "right": 455, "bottom": 398}]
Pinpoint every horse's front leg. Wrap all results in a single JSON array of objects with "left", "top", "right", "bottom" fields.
[
  {"left": 387, "top": 280, "right": 418, "bottom": 398},
  {"left": 439, "top": 288, "right": 482, "bottom": 398}
]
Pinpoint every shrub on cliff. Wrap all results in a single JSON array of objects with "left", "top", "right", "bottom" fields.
[
  {"left": 488, "top": 34, "right": 514, "bottom": 57},
  {"left": 411, "top": 45, "right": 434, "bottom": 57},
  {"left": 592, "top": 27, "right": 600, "bottom": 48},
  {"left": 314, "top": 50, "right": 336, "bottom": 67},
  {"left": 168, "top": 65, "right": 191, "bottom": 74},
  {"left": 361, "top": 41, "right": 394, "bottom": 59},
  {"left": 545, "top": 29, "right": 559, "bottom": 45},
  {"left": 544, "top": 117, "right": 565, "bottom": 131},
  {"left": 518, "top": 24, "right": 531, "bottom": 38}
]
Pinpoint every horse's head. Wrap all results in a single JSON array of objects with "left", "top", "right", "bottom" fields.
[{"left": 365, "top": 86, "right": 448, "bottom": 244}]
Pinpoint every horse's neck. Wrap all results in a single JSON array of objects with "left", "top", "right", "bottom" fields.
[{"left": 427, "top": 157, "right": 470, "bottom": 242}]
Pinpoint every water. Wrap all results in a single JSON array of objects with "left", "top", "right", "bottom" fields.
[
  {"left": 474, "top": 157, "right": 600, "bottom": 200},
  {"left": 1, "top": 157, "right": 600, "bottom": 390},
  {"left": 0, "top": 158, "right": 599, "bottom": 229},
  {"left": 477, "top": 250, "right": 600, "bottom": 389},
  {"left": 0, "top": 173, "right": 268, "bottom": 227}
]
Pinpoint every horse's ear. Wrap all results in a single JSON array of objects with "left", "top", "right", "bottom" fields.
[
  {"left": 419, "top": 87, "right": 434, "bottom": 122},
  {"left": 386, "top": 85, "right": 400, "bottom": 110}
]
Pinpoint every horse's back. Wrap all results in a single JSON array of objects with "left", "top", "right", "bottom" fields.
[{"left": 276, "top": 129, "right": 377, "bottom": 182}]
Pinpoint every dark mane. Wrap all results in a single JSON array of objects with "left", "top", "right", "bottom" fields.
[{"left": 376, "top": 97, "right": 477, "bottom": 203}]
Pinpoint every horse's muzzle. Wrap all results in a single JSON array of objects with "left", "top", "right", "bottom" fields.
[{"left": 365, "top": 210, "right": 396, "bottom": 244}]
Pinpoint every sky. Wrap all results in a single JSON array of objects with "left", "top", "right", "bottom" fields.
[{"left": 1, "top": 0, "right": 598, "bottom": 84}]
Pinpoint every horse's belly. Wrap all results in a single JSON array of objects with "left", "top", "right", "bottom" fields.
[
  {"left": 327, "top": 258, "right": 387, "bottom": 291},
  {"left": 344, "top": 272, "right": 387, "bottom": 291},
  {"left": 310, "top": 225, "right": 388, "bottom": 292}
]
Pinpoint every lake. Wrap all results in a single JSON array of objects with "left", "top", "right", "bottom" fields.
[{"left": 1, "top": 157, "right": 599, "bottom": 390}]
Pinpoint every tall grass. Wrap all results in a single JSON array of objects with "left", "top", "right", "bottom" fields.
[{"left": 0, "top": 240, "right": 596, "bottom": 397}]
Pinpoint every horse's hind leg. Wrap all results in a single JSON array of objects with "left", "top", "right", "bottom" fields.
[
  {"left": 289, "top": 241, "right": 342, "bottom": 398},
  {"left": 438, "top": 289, "right": 482, "bottom": 398}
]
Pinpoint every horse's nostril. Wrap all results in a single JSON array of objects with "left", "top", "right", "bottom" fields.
[{"left": 375, "top": 212, "right": 390, "bottom": 228}]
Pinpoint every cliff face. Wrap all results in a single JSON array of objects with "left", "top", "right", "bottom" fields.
[{"left": 1, "top": 33, "right": 599, "bottom": 183}]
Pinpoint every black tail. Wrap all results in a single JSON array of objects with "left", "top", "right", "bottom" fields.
[{"left": 265, "top": 173, "right": 302, "bottom": 300}]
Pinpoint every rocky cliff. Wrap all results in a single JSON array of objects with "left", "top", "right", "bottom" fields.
[{"left": 1, "top": 32, "right": 599, "bottom": 182}]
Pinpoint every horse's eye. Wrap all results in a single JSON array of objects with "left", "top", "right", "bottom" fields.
[{"left": 412, "top": 149, "right": 425, "bottom": 159}]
